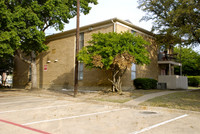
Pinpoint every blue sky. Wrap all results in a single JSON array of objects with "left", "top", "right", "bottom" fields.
[{"left": 45, "top": 0, "right": 153, "bottom": 35}]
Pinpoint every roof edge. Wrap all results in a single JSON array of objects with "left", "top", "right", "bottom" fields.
[{"left": 46, "top": 18, "right": 154, "bottom": 41}]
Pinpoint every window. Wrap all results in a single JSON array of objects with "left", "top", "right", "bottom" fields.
[
  {"left": 78, "top": 33, "right": 84, "bottom": 80},
  {"left": 79, "top": 33, "right": 84, "bottom": 49},
  {"left": 131, "top": 63, "right": 136, "bottom": 80},
  {"left": 78, "top": 62, "right": 83, "bottom": 80}
]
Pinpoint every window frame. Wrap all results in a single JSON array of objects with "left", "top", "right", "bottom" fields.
[{"left": 131, "top": 63, "right": 136, "bottom": 80}]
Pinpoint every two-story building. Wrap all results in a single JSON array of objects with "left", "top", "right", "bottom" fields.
[{"left": 13, "top": 18, "right": 187, "bottom": 90}]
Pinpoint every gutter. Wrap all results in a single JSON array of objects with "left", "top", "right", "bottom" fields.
[{"left": 111, "top": 19, "right": 116, "bottom": 32}]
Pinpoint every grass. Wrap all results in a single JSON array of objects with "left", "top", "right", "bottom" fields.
[
  {"left": 130, "top": 89, "right": 168, "bottom": 99},
  {"left": 95, "top": 98, "right": 132, "bottom": 103},
  {"left": 141, "top": 89, "right": 200, "bottom": 112},
  {"left": 188, "top": 86, "right": 200, "bottom": 90},
  {"left": 90, "top": 89, "right": 167, "bottom": 103}
]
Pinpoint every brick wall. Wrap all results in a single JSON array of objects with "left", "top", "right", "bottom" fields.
[{"left": 13, "top": 20, "right": 158, "bottom": 90}]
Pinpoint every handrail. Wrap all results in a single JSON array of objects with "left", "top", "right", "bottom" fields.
[{"left": 158, "top": 53, "right": 178, "bottom": 61}]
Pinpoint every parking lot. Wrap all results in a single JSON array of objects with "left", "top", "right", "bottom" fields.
[{"left": 0, "top": 93, "right": 200, "bottom": 134}]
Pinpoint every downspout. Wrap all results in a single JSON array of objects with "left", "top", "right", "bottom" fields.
[
  {"left": 111, "top": 20, "right": 116, "bottom": 32},
  {"left": 111, "top": 19, "right": 116, "bottom": 91}
]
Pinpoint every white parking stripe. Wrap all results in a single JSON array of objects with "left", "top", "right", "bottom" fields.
[
  {"left": 0, "top": 96, "right": 41, "bottom": 100},
  {"left": 23, "top": 108, "right": 130, "bottom": 126},
  {"left": 129, "top": 114, "right": 188, "bottom": 134},
  {"left": 0, "top": 103, "right": 84, "bottom": 114},
  {"left": 0, "top": 99, "right": 60, "bottom": 105}
]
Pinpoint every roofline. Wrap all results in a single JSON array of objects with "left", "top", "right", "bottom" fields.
[
  {"left": 113, "top": 18, "right": 154, "bottom": 36},
  {"left": 46, "top": 18, "right": 154, "bottom": 41}
]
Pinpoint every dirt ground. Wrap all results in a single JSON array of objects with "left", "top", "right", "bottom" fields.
[
  {"left": 0, "top": 88, "right": 135, "bottom": 104},
  {"left": 0, "top": 88, "right": 200, "bottom": 134},
  {"left": 0, "top": 88, "right": 169, "bottom": 103}
]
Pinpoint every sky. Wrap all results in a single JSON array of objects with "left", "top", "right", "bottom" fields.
[
  {"left": 45, "top": 0, "right": 199, "bottom": 52},
  {"left": 45, "top": 0, "right": 153, "bottom": 35}
]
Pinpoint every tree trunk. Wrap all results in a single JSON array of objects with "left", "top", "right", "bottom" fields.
[
  {"left": 16, "top": 50, "right": 38, "bottom": 89},
  {"left": 112, "top": 75, "right": 122, "bottom": 93},
  {"left": 31, "top": 51, "right": 38, "bottom": 89},
  {"left": 108, "top": 68, "right": 127, "bottom": 93},
  {"left": 109, "top": 70, "right": 122, "bottom": 93}
]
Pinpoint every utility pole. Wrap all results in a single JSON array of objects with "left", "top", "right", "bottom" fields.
[{"left": 74, "top": 0, "right": 80, "bottom": 97}]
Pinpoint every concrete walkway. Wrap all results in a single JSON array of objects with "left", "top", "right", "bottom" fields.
[{"left": 124, "top": 91, "right": 179, "bottom": 106}]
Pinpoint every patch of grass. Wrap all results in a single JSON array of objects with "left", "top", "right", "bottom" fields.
[
  {"left": 141, "top": 90, "right": 200, "bottom": 112},
  {"left": 90, "top": 89, "right": 167, "bottom": 103},
  {"left": 95, "top": 98, "right": 132, "bottom": 103},
  {"left": 188, "top": 86, "right": 200, "bottom": 90},
  {"left": 130, "top": 89, "right": 168, "bottom": 99},
  {"left": 91, "top": 91, "right": 133, "bottom": 103}
]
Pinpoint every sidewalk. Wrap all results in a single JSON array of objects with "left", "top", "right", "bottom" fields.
[{"left": 124, "top": 91, "right": 179, "bottom": 106}]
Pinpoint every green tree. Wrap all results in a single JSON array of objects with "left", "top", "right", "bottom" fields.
[
  {"left": 138, "top": 0, "right": 200, "bottom": 46},
  {"left": 78, "top": 32, "right": 150, "bottom": 93},
  {"left": 174, "top": 47, "right": 200, "bottom": 76},
  {"left": 0, "top": 0, "right": 97, "bottom": 89},
  {"left": 0, "top": 54, "right": 13, "bottom": 74}
]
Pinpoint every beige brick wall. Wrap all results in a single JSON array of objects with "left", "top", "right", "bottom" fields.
[
  {"left": 37, "top": 36, "right": 76, "bottom": 89},
  {"left": 13, "top": 25, "right": 114, "bottom": 89},
  {"left": 13, "top": 21, "right": 158, "bottom": 90},
  {"left": 79, "top": 25, "right": 114, "bottom": 88},
  {"left": 116, "top": 23, "right": 131, "bottom": 33},
  {"left": 115, "top": 23, "right": 133, "bottom": 88},
  {"left": 136, "top": 36, "right": 159, "bottom": 80},
  {"left": 37, "top": 25, "right": 114, "bottom": 89},
  {"left": 84, "top": 25, "right": 114, "bottom": 46},
  {"left": 115, "top": 23, "right": 159, "bottom": 89}
]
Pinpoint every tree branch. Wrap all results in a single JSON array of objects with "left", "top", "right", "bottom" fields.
[
  {"left": 119, "top": 67, "right": 127, "bottom": 77},
  {"left": 16, "top": 50, "right": 31, "bottom": 64},
  {"left": 42, "top": 25, "right": 51, "bottom": 32},
  {"left": 192, "top": 30, "right": 200, "bottom": 44},
  {"left": 42, "top": 18, "right": 56, "bottom": 32}
]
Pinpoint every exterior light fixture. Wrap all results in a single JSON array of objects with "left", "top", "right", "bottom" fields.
[{"left": 88, "top": 27, "right": 93, "bottom": 31}]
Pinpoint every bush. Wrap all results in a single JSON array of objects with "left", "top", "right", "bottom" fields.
[
  {"left": 133, "top": 78, "right": 158, "bottom": 89},
  {"left": 188, "top": 76, "right": 200, "bottom": 87}
]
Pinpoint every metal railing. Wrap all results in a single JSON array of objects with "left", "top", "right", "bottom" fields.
[{"left": 158, "top": 53, "right": 178, "bottom": 62}]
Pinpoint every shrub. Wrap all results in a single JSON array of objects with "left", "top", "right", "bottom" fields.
[
  {"left": 133, "top": 78, "right": 158, "bottom": 89},
  {"left": 187, "top": 76, "right": 200, "bottom": 87}
]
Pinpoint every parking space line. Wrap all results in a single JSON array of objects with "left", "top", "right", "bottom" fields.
[
  {"left": 23, "top": 108, "right": 130, "bottom": 126},
  {"left": 0, "top": 119, "right": 50, "bottom": 134},
  {"left": 0, "top": 103, "right": 84, "bottom": 114},
  {"left": 0, "top": 96, "right": 41, "bottom": 100},
  {"left": 0, "top": 99, "right": 64, "bottom": 105},
  {"left": 129, "top": 114, "right": 188, "bottom": 134}
]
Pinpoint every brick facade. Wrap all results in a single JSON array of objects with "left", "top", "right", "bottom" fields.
[{"left": 13, "top": 18, "right": 158, "bottom": 90}]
